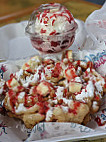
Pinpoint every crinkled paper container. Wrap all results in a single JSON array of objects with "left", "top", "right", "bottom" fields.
[{"left": 0, "top": 20, "right": 106, "bottom": 142}]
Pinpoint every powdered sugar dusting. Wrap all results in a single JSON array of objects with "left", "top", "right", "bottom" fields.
[
  {"left": 74, "top": 77, "right": 81, "bottom": 83},
  {"left": 61, "top": 106, "right": 68, "bottom": 112},
  {"left": 18, "top": 92, "right": 25, "bottom": 100},
  {"left": 63, "top": 98, "right": 73, "bottom": 106},
  {"left": 92, "top": 101, "right": 98, "bottom": 109},
  {"left": 46, "top": 108, "right": 53, "bottom": 121},
  {"left": 95, "top": 81, "right": 104, "bottom": 92},
  {"left": 56, "top": 86, "right": 64, "bottom": 100},
  {"left": 15, "top": 103, "right": 27, "bottom": 114},
  {"left": 76, "top": 81, "right": 94, "bottom": 101}
]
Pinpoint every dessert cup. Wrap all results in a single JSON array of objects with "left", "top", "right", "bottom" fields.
[{"left": 25, "top": 3, "right": 78, "bottom": 55}]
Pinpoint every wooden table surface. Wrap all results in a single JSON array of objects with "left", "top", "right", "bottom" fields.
[
  {"left": 0, "top": 0, "right": 101, "bottom": 26},
  {"left": 0, "top": 0, "right": 106, "bottom": 141}
]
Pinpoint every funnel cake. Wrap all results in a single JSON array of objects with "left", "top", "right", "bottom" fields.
[{"left": 1, "top": 50, "right": 106, "bottom": 129}]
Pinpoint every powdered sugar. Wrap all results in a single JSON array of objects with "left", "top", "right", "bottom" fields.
[
  {"left": 74, "top": 77, "right": 81, "bottom": 83},
  {"left": 92, "top": 101, "right": 98, "bottom": 109},
  {"left": 46, "top": 108, "right": 53, "bottom": 121},
  {"left": 76, "top": 81, "right": 94, "bottom": 101},
  {"left": 61, "top": 106, "right": 68, "bottom": 112},
  {"left": 18, "top": 92, "right": 25, "bottom": 100},
  {"left": 63, "top": 98, "right": 73, "bottom": 106},
  {"left": 86, "top": 68, "right": 90, "bottom": 73},
  {"left": 56, "top": 86, "right": 64, "bottom": 100},
  {"left": 95, "top": 81, "right": 104, "bottom": 92}
]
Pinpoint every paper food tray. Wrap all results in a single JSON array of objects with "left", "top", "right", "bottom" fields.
[{"left": 0, "top": 20, "right": 106, "bottom": 142}]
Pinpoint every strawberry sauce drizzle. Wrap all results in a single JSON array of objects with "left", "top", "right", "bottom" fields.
[
  {"left": 51, "top": 62, "right": 62, "bottom": 78},
  {"left": 30, "top": 96, "right": 36, "bottom": 106},
  {"left": 49, "top": 30, "right": 56, "bottom": 35},
  {"left": 25, "top": 63, "right": 30, "bottom": 68},
  {"left": 32, "top": 86, "right": 37, "bottom": 95},
  {"left": 38, "top": 69, "right": 42, "bottom": 81},
  {"left": 7, "top": 78, "right": 13, "bottom": 88},
  {"left": 104, "top": 83, "right": 106, "bottom": 89},
  {"left": 17, "top": 86, "right": 24, "bottom": 92},
  {"left": 65, "top": 65, "right": 77, "bottom": 80},
  {"left": 24, "top": 93, "right": 37, "bottom": 108},
  {"left": 36, "top": 12, "right": 41, "bottom": 20},
  {"left": 10, "top": 73, "right": 15, "bottom": 79},
  {"left": 77, "top": 60, "right": 81, "bottom": 66},
  {"left": 37, "top": 102, "right": 49, "bottom": 114},
  {"left": 24, "top": 93, "right": 29, "bottom": 107},
  {"left": 63, "top": 88, "right": 67, "bottom": 97},
  {"left": 87, "top": 61, "right": 93, "bottom": 69},
  {"left": 8, "top": 90, "right": 19, "bottom": 113},
  {"left": 40, "top": 28, "right": 46, "bottom": 34}
]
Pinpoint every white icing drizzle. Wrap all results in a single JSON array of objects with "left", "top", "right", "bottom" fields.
[
  {"left": 95, "top": 91, "right": 102, "bottom": 98},
  {"left": 21, "top": 74, "right": 35, "bottom": 88},
  {"left": 44, "top": 65, "right": 53, "bottom": 77},
  {"left": 41, "top": 72, "right": 46, "bottom": 81},
  {"left": 15, "top": 103, "right": 27, "bottom": 113},
  {"left": 48, "top": 99, "right": 58, "bottom": 104},
  {"left": 15, "top": 69, "right": 23, "bottom": 81},
  {"left": 86, "top": 68, "right": 90, "bottom": 73},
  {"left": 20, "top": 65, "right": 44, "bottom": 88}
]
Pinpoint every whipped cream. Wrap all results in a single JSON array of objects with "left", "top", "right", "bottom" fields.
[{"left": 34, "top": 3, "right": 75, "bottom": 36}]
